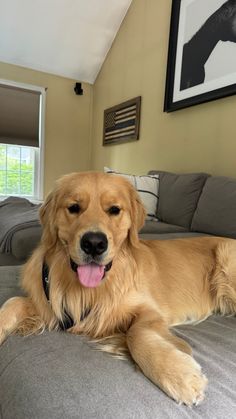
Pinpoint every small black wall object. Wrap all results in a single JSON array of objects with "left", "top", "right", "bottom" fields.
[{"left": 74, "top": 82, "right": 83, "bottom": 95}]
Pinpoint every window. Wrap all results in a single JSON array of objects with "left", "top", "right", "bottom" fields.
[
  {"left": 0, "top": 144, "right": 38, "bottom": 197},
  {"left": 0, "top": 80, "right": 46, "bottom": 201}
]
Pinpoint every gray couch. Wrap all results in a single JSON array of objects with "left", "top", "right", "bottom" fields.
[
  {"left": 0, "top": 171, "right": 236, "bottom": 418},
  {"left": 140, "top": 170, "right": 236, "bottom": 241},
  {"left": 0, "top": 196, "right": 42, "bottom": 266}
]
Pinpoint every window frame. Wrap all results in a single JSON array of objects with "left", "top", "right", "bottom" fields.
[{"left": 0, "top": 78, "right": 46, "bottom": 201}]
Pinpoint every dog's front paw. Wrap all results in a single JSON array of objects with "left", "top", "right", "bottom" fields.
[{"left": 161, "top": 354, "right": 208, "bottom": 406}]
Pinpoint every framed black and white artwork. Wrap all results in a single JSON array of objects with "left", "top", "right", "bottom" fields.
[{"left": 164, "top": 0, "right": 236, "bottom": 112}]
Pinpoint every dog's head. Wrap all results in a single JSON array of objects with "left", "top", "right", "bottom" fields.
[{"left": 40, "top": 172, "right": 146, "bottom": 288}]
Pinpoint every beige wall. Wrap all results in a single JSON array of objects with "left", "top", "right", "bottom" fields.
[
  {"left": 0, "top": 61, "right": 93, "bottom": 196},
  {"left": 91, "top": 0, "right": 236, "bottom": 178}
]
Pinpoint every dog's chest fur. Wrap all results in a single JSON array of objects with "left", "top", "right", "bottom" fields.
[{"left": 63, "top": 280, "right": 141, "bottom": 338}]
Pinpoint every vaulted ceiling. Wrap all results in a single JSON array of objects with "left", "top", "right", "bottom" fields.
[{"left": 0, "top": 0, "right": 132, "bottom": 84}]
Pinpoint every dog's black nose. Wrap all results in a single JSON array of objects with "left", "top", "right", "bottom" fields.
[{"left": 80, "top": 232, "right": 108, "bottom": 256}]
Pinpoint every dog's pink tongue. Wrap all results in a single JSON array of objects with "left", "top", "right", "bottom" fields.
[{"left": 77, "top": 263, "right": 105, "bottom": 288}]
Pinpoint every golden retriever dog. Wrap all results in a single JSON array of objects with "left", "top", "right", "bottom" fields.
[{"left": 1, "top": 171, "right": 236, "bottom": 406}]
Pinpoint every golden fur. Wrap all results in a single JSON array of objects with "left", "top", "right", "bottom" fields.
[{"left": 1, "top": 171, "right": 236, "bottom": 406}]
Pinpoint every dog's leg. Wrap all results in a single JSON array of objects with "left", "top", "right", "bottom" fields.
[
  {"left": 213, "top": 240, "right": 236, "bottom": 314},
  {"left": 164, "top": 330, "right": 192, "bottom": 355},
  {"left": 127, "top": 311, "right": 207, "bottom": 406},
  {"left": 0, "top": 296, "right": 38, "bottom": 345}
]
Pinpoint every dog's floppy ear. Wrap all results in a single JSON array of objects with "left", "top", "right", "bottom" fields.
[
  {"left": 39, "top": 190, "right": 58, "bottom": 248},
  {"left": 128, "top": 185, "right": 146, "bottom": 248}
]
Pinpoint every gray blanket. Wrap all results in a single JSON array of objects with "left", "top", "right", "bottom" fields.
[{"left": 0, "top": 197, "right": 41, "bottom": 253}]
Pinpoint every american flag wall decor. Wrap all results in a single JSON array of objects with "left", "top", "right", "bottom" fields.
[{"left": 103, "top": 96, "right": 141, "bottom": 145}]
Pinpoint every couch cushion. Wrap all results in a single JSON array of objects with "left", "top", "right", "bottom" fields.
[
  {"left": 140, "top": 220, "right": 188, "bottom": 235},
  {"left": 0, "top": 253, "right": 23, "bottom": 266},
  {"left": 1, "top": 267, "right": 236, "bottom": 418},
  {"left": 0, "top": 265, "right": 24, "bottom": 305},
  {"left": 0, "top": 317, "right": 235, "bottom": 419},
  {"left": 0, "top": 196, "right": 41, "bottom": 253},
  {"left": 149, "top": 171, "right": 209, "bottom": 228},
  {"left": 11, "top": 225, "right": 42, "bottom": 261},
  {"left": 191, "top": 176, "right": 236, "bottom": 238}
]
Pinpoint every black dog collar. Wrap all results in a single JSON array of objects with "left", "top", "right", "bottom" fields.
[{"left": 42, "top": 261, "right": 90, "bottom": 330}]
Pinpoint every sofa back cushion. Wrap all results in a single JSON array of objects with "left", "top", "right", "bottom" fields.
[
  {"left": 191, "top": 176, "right": 236, "bottom": 238},
  {"left": 149, "top": 171, "right": 209, "bottom": 228}
]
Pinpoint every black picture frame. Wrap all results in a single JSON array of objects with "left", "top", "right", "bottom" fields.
[{"left": 164, "top": 0, "right": 236, "bottom": 112}]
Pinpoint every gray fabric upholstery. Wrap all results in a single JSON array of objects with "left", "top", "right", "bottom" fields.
[
  {"left": 0, "top": 253, "right": 23, "bottom": 266},
  {"left": 191, "top": 176, "right": 236, "bottom": 238},
  {"left": 11, "top": 225, "right": 42, "bottom": 260},
  {"left": 0, "top": 265, "right": 23, "bottom": 305},
  {"left": 0, "top": 317, "right": 235, "bottom": 418},
  {"left": 140, "top": 220, "right": 188, "bottom": 235},
  {"left": 1, "top": 266, "right": 236, "bottom": 418},
  {"left": 149, "top": 171, "right": 209, "bottom": 228},
  {"left": 0, "top": 197, "right": 40, "bottom": 253}
]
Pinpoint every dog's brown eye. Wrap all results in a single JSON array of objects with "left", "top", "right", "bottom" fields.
[
  {"left": 108, "top": 206, "right": 120, "bottom": 216},
  {"left": 68, "top": 204, "right": 80, "bottom": 214}
]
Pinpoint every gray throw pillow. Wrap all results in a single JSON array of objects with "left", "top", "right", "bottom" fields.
[
  {"left": 191, "top": 176, "right": 236, "bottom": 238},
  {"left": 149, "top": 171, "right": 209, "bottom": 228}
]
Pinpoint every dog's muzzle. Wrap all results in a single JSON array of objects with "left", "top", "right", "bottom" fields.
[{"left": 69, "top": 231, "right": 112, "bottom": 288}]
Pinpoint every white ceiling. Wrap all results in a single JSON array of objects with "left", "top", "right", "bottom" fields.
[{"left": 0, "top": 0, "right": 132, "bottom": 84}]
